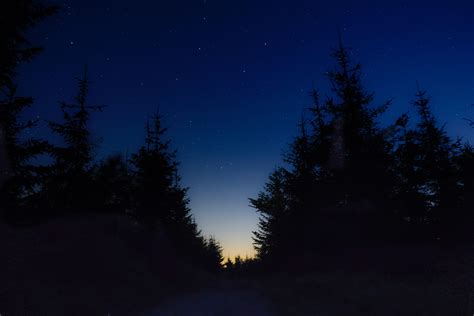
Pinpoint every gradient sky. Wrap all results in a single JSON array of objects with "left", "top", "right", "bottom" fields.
[{"left": 18, "top": 0, "right": 474, "bottom": 258}]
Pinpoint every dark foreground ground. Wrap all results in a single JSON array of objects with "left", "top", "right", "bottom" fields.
[
  {"left": 0, "top": 215, "right": 212, "bottom": 315},
  {"left": 1, "top": 215, "right": 473, "bottom": 315},
  {"left": 149, "top": 246, "right": 474, "bottom": 316},
  {"left": 261, "top": 246, "right": 474, "bottom": 316}
]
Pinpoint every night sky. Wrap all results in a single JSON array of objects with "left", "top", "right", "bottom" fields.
[{"left": 18, "top": 0, "right": 474, "bottom": 258}]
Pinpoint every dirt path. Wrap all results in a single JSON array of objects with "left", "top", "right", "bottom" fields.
[{"left": 145, "top": 285, "right": 275, "bottom": 316}]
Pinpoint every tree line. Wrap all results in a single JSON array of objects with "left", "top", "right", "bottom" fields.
[
  {"left": 0, "top": 0, "right": 223, "bottom": 272},
  {"left": 251, "top": 38, "right": 474, "bottom": 268},
  {"left": 2, "top": 0, "right": 473, "bottom": 275}
]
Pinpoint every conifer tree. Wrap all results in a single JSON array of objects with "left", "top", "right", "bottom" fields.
[
  {"left": 234, "top": 255, "right": 243, "bottom": 271},
  {"left": 324, "top": 38, "right": 394, "bottom": 209},
  {"left": 130, "top": 113, "right": 207, "bottom": 261},
  {"left": 392, "top": 112, "right": 428, "bottom": 227},
  {"left": 284, "top": 116, "right": 316, "bottom": 215},
  {"left": 0, "top": 0, "right": 57, "bottom": 220},
  {"left": 250, "top": 168, "right": 289, "bottom": 260},
  {"left": 283, "top": 89, "right": 334, "bottom": 251},
  {"left": 308, "top": 88, "right": 332, "bottom": 172},
  {"left": 205, "top": 236, "right": 224, "bottom": 272},
  {"left": 1, "top": 0, "right": 58, "bottom": 178},
  {"left": 394, "top": 86, "right": 462, "bottom": 240},
  {"left": 252, "top": 38, "right": 396, "bottom": 261},
  {"left": 45, "top": 66, "right": 104, "bottom": 214},
  {"left": 130, "top": 113, "right": 182, "bottom": 227},
  {"left": 0, "top": 86, "right": 49, "bottom": 220},
  {"left": 224, "top": 257, "right": 234, "bottom": 270},
  {"left": 0, "top": 0, "right": 58, "bottom": 90}
]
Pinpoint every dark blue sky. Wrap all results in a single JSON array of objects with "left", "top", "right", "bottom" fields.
[{"left": 18, "top": 0, "right": 474, "bottom": 257}]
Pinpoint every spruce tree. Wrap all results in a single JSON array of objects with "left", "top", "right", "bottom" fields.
[
  {"left": 250, "top": 168, "right": 290, "bottom": 260},
  {"left": 394, "top": 86, "right": 462, "bottom": 240},
  {"left": 252, "top": 38, "right": 397, "bottom": 264},
  {"left": 392, "top": 112, "right": 429, "bottom": 228},
  {"left": 0, "top": 0, "right": 57, "bottom": 220},
  {"left": 0, "top": 86, "right": 49, "bottom": 221},
  {"left": 45, "top": 66, "right": 104, "bottom": 214},
  {"left": 130, "top": 113, "right": 207, "bottom": 261},
  {"left": 0, "top": 0, "right": 58, "bottom": 90},
  {"left": 205, "top": 236, "right": 224, "bottom": 272},
  {"left": 283, "top": 89, "right": 334, "bottom": 252},
  {"left": 130, "top": 113, "right": 181, "bottom": 227},
  {"left": 224, "top": 257, "right": 234, "bottom": 269},
  {"left": 234, "top": 255, "right": 243, "bottom": 272},
  {"left": 324, "top": 38, "right": 394, "bottom": 209}
]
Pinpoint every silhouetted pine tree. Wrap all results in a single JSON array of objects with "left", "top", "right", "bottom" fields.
[
  {"left": 224, "top": 257, "right": 234, "bottom": 271},
  {"left": 227, "top": 255, "right": 257, "bottom": 276},
  {"left": 234, "top": 255, "right": 243, "bottom": 271},
  {"left": 130, "top": 113, "right": 182, "bottom": 227},
  {"left": 130, "top": 113, "right": 207, "bottom": 263},
  {"left": 45, "top": 66, "right": 104, "bottom": 214},
  {"left": 0, "top": 86, "right": 49, "bottom": 221},
  {"left": 0, "top": 0, "right": 57, "bottom": 220},
  {"left": 308, "top": 88, "right": 332, "bottom": 171},
  {"left": 250, "top": 168, "right": 290, "bottom": 261},
  {"left": 252, "top": 38, "right": 395, "bottom": 262},
  {"left": 324, "top": 38, "right": 394, "bottom": 210},
  {"left": 0, "top": 0, "right": 58, "bottom": 90},
  {"left": 205, "top": 236, "right": 224, "bottom": 272},
  {"left": 391, "top": 113, "right": 429, "bottom": 233},
  {"left": 283, "top": 89, "right": 334, "bottom": 253},
  {"left": 394, "top": 86, "right": 462, "bottom": 240},
  {"left": 251, "top": 89, "right": 334, "bottom": 261},
  {"left": 284, "top": 116, "right": 317, "bottom": 219}
]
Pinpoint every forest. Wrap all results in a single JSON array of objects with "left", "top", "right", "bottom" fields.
[{"left": 1, "top": 1, "right": 474, "bottom": 315}]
